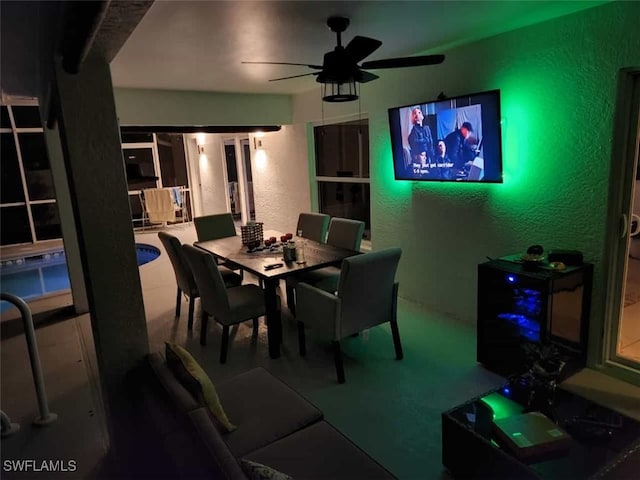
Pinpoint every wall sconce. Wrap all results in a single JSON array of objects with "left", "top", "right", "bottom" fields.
[
  {"left": 196, "top": 134, "right": 208, "bottom": 171},
  {"left": 199, "top": 152, "right": 208, "bottom": 171},
  {"left": 254, "top": 138, "right": 263, "bottom": 150}
]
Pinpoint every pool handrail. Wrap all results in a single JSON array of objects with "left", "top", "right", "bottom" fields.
[{"left": 0, "top": 292, "right": 58, "bottom": 429}]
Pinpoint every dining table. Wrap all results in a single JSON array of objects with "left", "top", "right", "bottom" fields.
[{"left": 194, "top": 230, "right": 360, "bottom": 358}]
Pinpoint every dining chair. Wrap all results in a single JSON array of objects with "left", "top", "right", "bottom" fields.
[
  {"left": 194, "top": 213, "right": 237, "bottom": 242},
  {"left": 295, "top": 247, "right": 402, "bottom": 383},
  {"left": 182, "top": 244, "right": 277, "bottom": 363},
  {"left": 286, "top": 217, "right": 365, "bottom": 315},
  {"left": 194, "top": 212, "right": 244, "bottom": 280},
  {"left": 296, "top": 212, "right": 330, "bottom": 243},
  {"left": 158, "top": 232, "right": 242, "bottom": 331}
]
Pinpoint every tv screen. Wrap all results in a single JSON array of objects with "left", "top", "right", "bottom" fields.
[{"left": 388, "top": 89, "right": 503, "bottom": 182}]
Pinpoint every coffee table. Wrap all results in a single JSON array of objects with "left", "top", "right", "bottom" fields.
[{"left": 441, "top": 379, "right": 640, "bottom": 479}]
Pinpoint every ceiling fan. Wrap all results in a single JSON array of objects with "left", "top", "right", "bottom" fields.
[{"left": 242, "top": 16, "right": 445, "bottom": 102}]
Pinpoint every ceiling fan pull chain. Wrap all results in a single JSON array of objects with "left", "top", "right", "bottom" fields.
[{"left": 319, "top": 86, "right": 325, "bottom": 126}]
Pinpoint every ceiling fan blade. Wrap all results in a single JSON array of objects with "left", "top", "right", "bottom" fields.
[
  {"left": 269, "top": 72, "right": 320, "bottom": 82},
  {"left": 361, "top": 54, "right": 445, "bottom": 69},
  {"left": 242, "top": 61, "right": 323, "bottom": 69},
  {"left": 356, "top": 70, "right": 379, "bottom": 83},
  {"left": 344, "top": 36, "right": 382, "bottom": 62}
]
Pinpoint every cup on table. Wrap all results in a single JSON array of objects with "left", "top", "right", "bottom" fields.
[
  {"left": 286, "top": 232, "right": 293, "bottom": 240},
  {"left": 295, "top": 240, "right": 306, "bottom": 264},
  {"left": 280, "top": 235, "right": 288, "bottom": 243}
]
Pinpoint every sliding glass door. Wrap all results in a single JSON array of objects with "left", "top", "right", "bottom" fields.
[
  {"left": 223, "top": 137, "right": 255, "bottom": 226},
  {"left": 604, "top": 69, "right": 640, "bottom": 384}
]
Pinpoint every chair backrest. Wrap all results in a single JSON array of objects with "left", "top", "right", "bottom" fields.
[
  {"left": 337, "top": 248, "right": 402, "bottom": 335},
  {"left": 326, "top": 217, "right": 365, "bottom": 251},
  {"left": 158, "top": 232, "right": 197, "bottom": 296},
  {"left": 296, "top": 213, "right": 330, "bottom": 243},
  {"left": 182, "top": 244, "right": 230, "bottom": 316},
  {"left": 194, "top": 213, "right": 237, "bottom": 242}
]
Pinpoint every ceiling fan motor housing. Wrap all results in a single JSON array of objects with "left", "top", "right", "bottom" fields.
[{"left": 318, "top": 49, "right": 359, "bottom": 83}]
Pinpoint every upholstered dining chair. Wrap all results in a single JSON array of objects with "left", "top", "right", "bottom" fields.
[
  {"left": 194, "top": 213, "right": 237, "bottom": 241},
  {"left": 286, "top": 217, "right": 365, "bottom": 315},
  {"left": 158, "top": 232, "right": 242, "bottom": 331},
  {"left": 194, "top": 212, "right": 244, "bottom": 279},
  {"left": 296, "top": 212, "right": 330, "bottom": 244},
  {"left": 182, "top": 244, "right": 277, "bottom": 364},
  {"left": 295, "top": 247, "right": 402, "bottom": 383}
]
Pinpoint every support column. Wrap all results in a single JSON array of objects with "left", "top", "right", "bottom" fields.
[
  {"left": 42, "top": 118, "right": 89, "bottom": 313},
  {"left": 51, "top": 56, "right": 149, "bottom": 466}
]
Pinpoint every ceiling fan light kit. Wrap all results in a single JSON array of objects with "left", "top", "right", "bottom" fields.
[
  {"left": 243, "top": 16, "right": 445, "bottom": 103},
  {"left": 322, "top": 80, "right": 358, "bottom": 103}
]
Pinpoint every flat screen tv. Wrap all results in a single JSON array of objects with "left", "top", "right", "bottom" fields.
[{"left": 388, "top": 89, "right": 503, "bottom": 182}]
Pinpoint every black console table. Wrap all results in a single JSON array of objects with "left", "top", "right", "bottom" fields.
[{"left": 441, "top": 381, "right": 640, "bottom": 479}]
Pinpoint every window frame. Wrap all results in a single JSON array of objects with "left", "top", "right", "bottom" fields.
[{"left": 0, "top": 100, "right": 52, "bottom": 245}]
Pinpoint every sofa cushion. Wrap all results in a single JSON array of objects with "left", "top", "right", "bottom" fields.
[
  {"left": 147, "top": 352, "right": 200, "bottom": 413},
  {"left": 165, "top": 342, "right": 236, "bottom": 432},
  {"left": 186, "top": 408, "right": 248, "bottom": 480},
  {"left": 246, "top": 421, "right": 395, "bottom": 480},
  {"left": 162, "top": 428, "right": 236, "bottom": 479},
  {"left": 239, "top": 459, "right": 292, "bottom": 480},
  {"left": 129, "top": 353, "right": 200, "bottom": 440},
  {"left": 216, "top": 367, "right": 323, "bottom": 457},
  {"left": 125, "top": 354, "right": 198, "bottom": 478}
]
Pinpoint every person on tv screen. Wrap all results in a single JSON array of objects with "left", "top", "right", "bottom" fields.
[
  {"left": 409, "top": 150, "right": 430, "bottom": 177},
  {"left": 445, "top": 121, "right": 476, "bottom": 177},
  {"left": 408, "top": 107, "right": 434, "bottom": 164},
  {"left": 429, "top": 140, "right": 455, "bottom": 180}
]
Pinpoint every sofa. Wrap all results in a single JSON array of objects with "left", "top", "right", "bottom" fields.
[{"left": 125, "top": 351, "right": 395, "bottom": 479}]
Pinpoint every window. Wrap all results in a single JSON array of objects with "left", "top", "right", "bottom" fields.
[
  {"left": 0, "top": 102, "right": 61, "bottom": 246},
  {"left": 19, "top": 133, "right": 55, "bottom": 201},
  {"left": 1, "top": 132, "right": 24, "bottom": 204},
  {"left": 314, "top": 118, "right": 371, "bottom": 239}
]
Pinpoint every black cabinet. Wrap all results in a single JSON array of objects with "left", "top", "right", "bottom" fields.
[{"left": 477, "top": 259, "right": 593, "bottom": 377}]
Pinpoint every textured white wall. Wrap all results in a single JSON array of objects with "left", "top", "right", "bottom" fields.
[
  {"left": 290, "top": 1, "right": 640, "bottom": 335},
  {"left": 250, "top": 125, "right": 311, "bottom": 234}
]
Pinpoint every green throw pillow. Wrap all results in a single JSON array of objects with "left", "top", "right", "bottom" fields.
[
  {"left": 165, "top": 342, "right": 236, "bottom": 432},
  {"left": 240, "top": 459, "right": 293, "bottom": 480}
]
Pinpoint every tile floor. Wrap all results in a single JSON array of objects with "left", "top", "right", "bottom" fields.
[{"left": 2, "top": 224, "right": 639, "bottom": 479}]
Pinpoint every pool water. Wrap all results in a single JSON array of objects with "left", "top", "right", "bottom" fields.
[{"left": 0, "top": 244, "right": 161, "bottom": 313}]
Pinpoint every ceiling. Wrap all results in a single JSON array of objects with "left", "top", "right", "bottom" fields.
[{"left": 109, "top": 0, "right": 607, "bottom": 96}]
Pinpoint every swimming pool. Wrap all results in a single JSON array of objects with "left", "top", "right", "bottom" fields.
[{"left": 0, "top": 244, "right": 161, "bottom": 313}]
